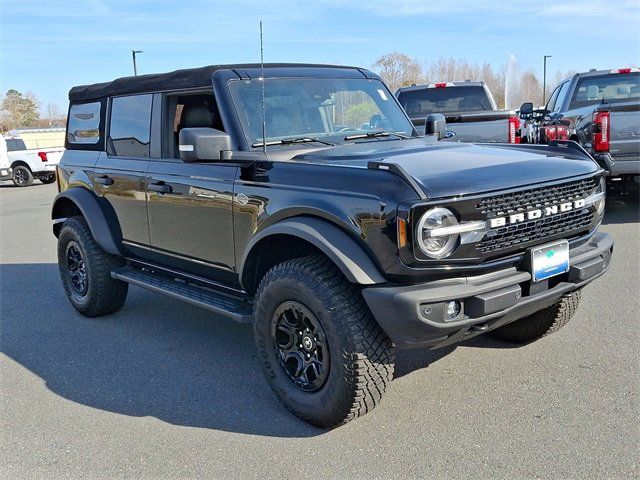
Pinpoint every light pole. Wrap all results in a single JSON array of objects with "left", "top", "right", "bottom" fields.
[
  {"left": 132, "top": 50, "right": 143, "bottom": 76},
  {"left": 543, "top": 55, "right": 552, "bottom": 105}
]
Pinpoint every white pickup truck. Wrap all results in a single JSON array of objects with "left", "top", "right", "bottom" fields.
[
  {"left": 0, "top": 135, "right": 64, "bottom": 187},
  {"left": 0, "top": 135, "right": 11, "bottom": 181}
]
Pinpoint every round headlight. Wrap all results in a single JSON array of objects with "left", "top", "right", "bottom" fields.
[{"left": 416, "top": 207, "right": 459, "bottom": 259}]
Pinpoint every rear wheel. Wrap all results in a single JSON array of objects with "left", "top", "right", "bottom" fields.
[
  {"left": 489, "top": 290, "right": 582, "bottom": 344},
  {"left": 57, "top": 216, "right": 128, "bottom": 317},
  {"left": 253, "top": 255, "right": 395, "bottom": 428},
  {"left": 40, "top": 173, "right": 56, "bottom": 184},
  {"left": 12, "top": 165, "right": 33, "bottom": 187}
]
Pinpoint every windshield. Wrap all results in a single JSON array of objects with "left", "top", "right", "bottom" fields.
[
  {"left": 397, "top": 86, "right": 492, "bottom": 117},
  {"left": 228, "top": 77, "right": 415, "bottom": 147},
  {"left": 570, "top": 73, "right": 639, "bottom": 108}
]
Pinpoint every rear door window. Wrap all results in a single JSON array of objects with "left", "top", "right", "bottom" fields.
[{"left": 108, "top": 94, "right": 153, "bottom": 157}]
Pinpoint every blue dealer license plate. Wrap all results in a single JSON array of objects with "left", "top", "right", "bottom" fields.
[{"left": 531, "top": 240, "right": 570, "bottom": 282}]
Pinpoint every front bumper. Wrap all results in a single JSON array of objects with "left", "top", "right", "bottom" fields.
[
  {"left": 362, "top": 232, "right": 613, "bottom": 349},
  {"left": 0, "top": 167, "right": 12, "bottom": 180}
]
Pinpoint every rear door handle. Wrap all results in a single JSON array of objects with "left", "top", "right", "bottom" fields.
[
  {"left": 95, "top": 175, "right": 114, "bottom": 186},
  {"left": 148, "top": 181, "right": 172, "bottom": 194}
]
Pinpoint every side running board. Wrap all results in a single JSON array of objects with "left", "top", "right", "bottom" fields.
[{"left": 111, "top": 266, "right": 253, "bottom": 323}]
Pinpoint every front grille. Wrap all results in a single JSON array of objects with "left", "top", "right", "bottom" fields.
[{"left": 475, "top": 177, "right": 598, "bottom": 254}]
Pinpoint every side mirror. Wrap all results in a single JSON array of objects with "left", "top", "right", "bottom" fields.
[
  {"left": 425, "top": 113, "right": 446, "bottom": 140},
  {"left": 519, "top": 102, "right": 534, "bottom": 116},
  {"left": 179, "top": 127, "right": 232, "bottom": 162}
]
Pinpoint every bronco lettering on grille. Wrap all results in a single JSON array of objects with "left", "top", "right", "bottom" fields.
[{"left": 488, "top": 198, "right": 587, "bottom": 228}]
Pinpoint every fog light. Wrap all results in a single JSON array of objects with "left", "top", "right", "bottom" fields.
[{"left": 445, "top": 300, "right": 461, "bottom": 319}]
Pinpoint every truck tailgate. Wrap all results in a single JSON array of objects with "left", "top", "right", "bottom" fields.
[{"left": 610, "top": 102, "right": 640, "bottom": 160}]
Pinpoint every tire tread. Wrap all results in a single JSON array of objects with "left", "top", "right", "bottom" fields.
[
  {"left": 254, "top": 254, "right": 395, "bottom": 427},
  {"left": 489, "top": 290, "right": 582, "bottom": 343},
  {"left": 58, "top": 216, "right": 128, "bottom": 317}
]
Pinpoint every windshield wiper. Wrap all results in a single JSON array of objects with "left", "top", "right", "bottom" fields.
[
  {"left": 344, "top": 131, "right": 411, "bottom": 141},
  {"left": 251, "top": 137, "right": 336, "bottom": 148}
]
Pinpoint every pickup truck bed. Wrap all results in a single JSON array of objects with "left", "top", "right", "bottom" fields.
[{"left": 396, "top": 82, "right": 520, "bottom": 143}]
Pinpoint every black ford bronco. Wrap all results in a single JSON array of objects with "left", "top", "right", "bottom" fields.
[{"left": 53, "top": 64, "right": 613, "bottom": 427}]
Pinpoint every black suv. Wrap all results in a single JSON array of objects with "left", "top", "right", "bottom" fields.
[{"left": 53, "top": 64, "right": 613, "bottom": 427}]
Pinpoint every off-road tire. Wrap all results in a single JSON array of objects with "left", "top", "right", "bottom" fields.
[
  {"left": 12, "top": 165, "right": 33, "bottom": 187},
  {"left": 489, "top": 290, "right": 582, "bottom": 344},
  {"left": 39, "top": 173, "right": 56, "bottom": 184},
  {"left": 253, "top": 255, "right": 395, "bottom": 428},
  {"left": 57, "top": 216, "right": 128, "bottom": 317}
]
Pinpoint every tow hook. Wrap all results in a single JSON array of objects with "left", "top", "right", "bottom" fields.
[{"left": 471, "top": 323, "right": 488, "bottom": 332}]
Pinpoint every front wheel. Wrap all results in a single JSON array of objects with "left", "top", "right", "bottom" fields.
[
  {"left": 12, "top": 165, "right": 33, "bottom": 187},
  {"left": 489, "top": 290, "right": 582, "bottom": 344},
  {"left": 253, "top": 255, "right": 395, "bottom": 428}
]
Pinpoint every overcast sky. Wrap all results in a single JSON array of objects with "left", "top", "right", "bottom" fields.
[{"left": 1, "top": 0, "right": 639, "bottom": 113}]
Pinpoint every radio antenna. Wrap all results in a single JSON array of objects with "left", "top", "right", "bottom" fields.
[{"left": 260, "top": 21, "right": 267, "bottom": 154}]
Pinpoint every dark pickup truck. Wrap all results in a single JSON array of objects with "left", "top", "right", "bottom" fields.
[
  {"left": 53, "top": 64, "right": 611, "bottom": 427},
  {"left": 396, "top": 81, "right": 521, "bottom": 143},
  {"left": 520, "top": 68, "right": 640, "bottom": 190}
]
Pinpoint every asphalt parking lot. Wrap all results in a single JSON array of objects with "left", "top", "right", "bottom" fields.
[{"left": 1, "top": 182, "right": 638, "bottom": 479}]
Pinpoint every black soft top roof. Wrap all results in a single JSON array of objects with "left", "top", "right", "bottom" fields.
[{"left": 68, "top": 63, "right": 367, "bottom": 102}]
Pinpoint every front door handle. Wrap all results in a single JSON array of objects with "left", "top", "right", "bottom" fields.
[
  {"left": 148, "top": 181, "right": 172, "bottom": 194},
  {"left": 95, "top": 175, "right": 114, "bottom": 186}
]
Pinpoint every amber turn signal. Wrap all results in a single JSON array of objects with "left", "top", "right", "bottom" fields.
[{"left": 397, "top": 217, "right": 407, "bottom": 248}]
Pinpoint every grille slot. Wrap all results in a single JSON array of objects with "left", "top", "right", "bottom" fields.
[{"left": 475, "top": 178, "right": 598, "bottom": 254}]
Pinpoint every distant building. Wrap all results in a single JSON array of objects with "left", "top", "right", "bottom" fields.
[{"left": 7, "top": 128, "right": 66, "bottom": 149}]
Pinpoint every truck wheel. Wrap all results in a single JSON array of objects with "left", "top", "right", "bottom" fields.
[
  {"left": 253, "top": 255, "right": 395, "bottom": 428},
  {"left": 12, "top": 165, "right": 33, "bottom": 187},
  {"left": 57, "top": 216, "right": 128, "bottom": 317},
  {"left": 489, "top": 290, "right": 582, "bottom": 344},
  {"left": 40, "top": 173, "right": 56, "bottom": 184}
]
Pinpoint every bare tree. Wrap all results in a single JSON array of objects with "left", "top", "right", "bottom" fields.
[
  {"left": 46, "top": 103, "right": 61, "bottom": 120},
  {"left": 518, "top": 70, "right": 543, "bottom": 107},
  {"left": 372, "top": 52, "right": 424, "bottom": 92}
]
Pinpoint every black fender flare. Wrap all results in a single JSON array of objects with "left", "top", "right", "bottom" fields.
[
  {"left": 239, "top": 217, "right": 386, "bottom": 288},
  {"left": 51, "top": 188, "right": 122, "bottom": 255}
]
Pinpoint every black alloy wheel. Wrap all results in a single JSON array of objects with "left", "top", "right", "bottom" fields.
[
  {"left": 12, "top": 165, "right": 33, "bottom": 187},
  {"left": 66, "top": 240, "right": 88, "bottom": 297},
  {"left": 272, "top": 300, "right": 330, "bottom": 392}
]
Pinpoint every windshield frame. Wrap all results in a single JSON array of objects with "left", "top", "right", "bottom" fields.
[{"left": 226, "top": 76, "right": 418, "bottom": 150}]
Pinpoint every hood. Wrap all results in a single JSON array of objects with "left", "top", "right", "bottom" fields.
[{"left": 293, "top": 138, "right": 599, "bottom": 199}]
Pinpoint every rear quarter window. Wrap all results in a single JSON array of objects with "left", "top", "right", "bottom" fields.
[
  {"left": 570, "top": 73, "right": 640, "bottom": 108},
  {"left": 5, "top": 139, "right": 27, "bottom": 151},
  {"left": 67, "top": 101, "right": 104, "bottom": 149}
]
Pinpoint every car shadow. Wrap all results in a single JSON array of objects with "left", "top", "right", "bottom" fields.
[
  {"left": 0, "top": 263, "right": 326, "bottom": 438},
  {"left": 393, "top": 333, "right": 519, "bottom": 379},
  {"left": 603, "top": 196, "right": 639, "bottom": 224},
  {"left": 2, "top": 262, "right": 464, "bottom": 437},
  {"left": 0, "top": 181, "right": 48, "bottom": 189}
]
